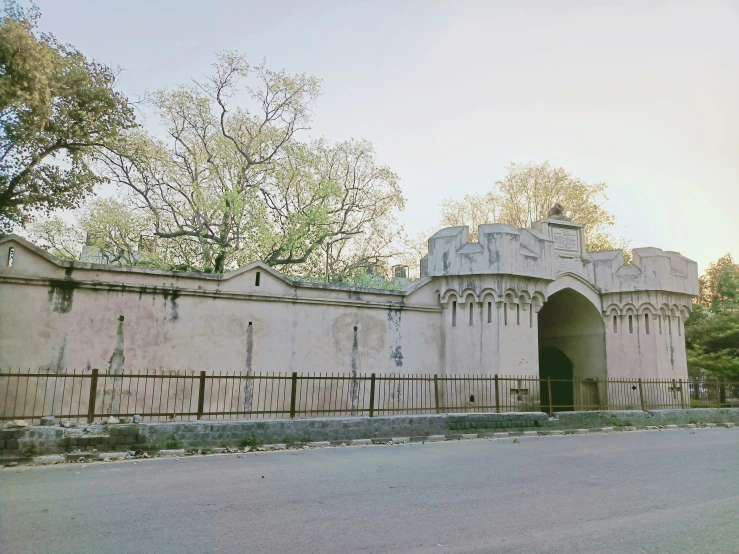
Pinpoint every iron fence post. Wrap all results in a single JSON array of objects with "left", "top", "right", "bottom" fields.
[
  {"left": 547, "top": 377, "right": 553, "bottom": 416},
  {"left": 595, "top": 378, "right": 603, "bottom": 410},
  {"left": 196, "top": 371, "right": 206, "bottom": 420},
  {"left": 369, "top": 373, "right": 376, "bottom": 417},
  {"left": 638, "top": 378, "right": 646, "bottom": 412},
  {"left": 433, "top": 374, "right": 440, "bottom": 414},
  {"left": 716, "top": 381, "right": 721, "bottom": 408},
  {"left": 678, "top": 379, "right": 685, "bottom": 409},
  {"left": 290, "top": 372, "right": 298, "bottom": 418},
  {"left": 494, "top": 374, "right": 500, "bottom": 413},
  {"left": 87, "top": 368, "right": 99, "bottom": 423}
]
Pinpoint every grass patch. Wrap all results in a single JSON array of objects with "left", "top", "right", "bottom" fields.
[
  {"left": 239, "top": 436, "right": 262, "bottom": 449},
  {"left": 282, "top": 436, "right": 313, "bottom": 447}
]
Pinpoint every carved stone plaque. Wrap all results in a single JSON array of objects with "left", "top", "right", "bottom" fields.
[
  {"left": 558, "top": 257, "right": 575, "bottom": 273},
  {"left": 552, "top": 227, "right": 579, "bottom": 252}
]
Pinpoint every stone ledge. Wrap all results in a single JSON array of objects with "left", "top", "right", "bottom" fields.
[
  {"left": 5, "top": 408, "right": 739, "bottom": 460},
  {"left": 158, "top": 449, "right": 185, "bottom": 457}
]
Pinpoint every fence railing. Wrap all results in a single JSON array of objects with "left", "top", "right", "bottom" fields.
[{"left": 1, "top": 369, "right": 738, "bottom": 424}]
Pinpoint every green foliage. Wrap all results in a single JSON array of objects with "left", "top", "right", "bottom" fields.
[
  {"left": 22, "top": 440, "right": 37, "bottom": 457},
  {"left": 0, "top": 2, "right": 135, "bottom": 231},
  {"left": 438, "top": 161, "right": 629, "bottom": 254},
  {"left": 294, "top": 270, "right": 411, "bottom": 291},
  {"left": 239, "top": 436, "right": 262, "bottom": 449},
  {"left": 29, "top": 52, "right": 404, "bottom": 277},
  {"left": 686, "top": 254, "right": 739, "bottom": 381}
]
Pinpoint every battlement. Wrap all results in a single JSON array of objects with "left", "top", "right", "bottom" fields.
[
  {"left": 590, "top": 247, "right": 699, "bottom": 295},
  {"left": 420, "top": 224, "right": 555, "bottom": 280}
]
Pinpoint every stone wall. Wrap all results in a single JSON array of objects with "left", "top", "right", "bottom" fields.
[{"left": 3, "top": 409, "right": 738, "bottom": 461}]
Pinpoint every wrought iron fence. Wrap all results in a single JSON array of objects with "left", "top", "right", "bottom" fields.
[{"left": 1, "top": 368, "right": 737, "bottom": 424}]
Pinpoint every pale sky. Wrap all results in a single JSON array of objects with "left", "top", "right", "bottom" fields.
[{"left": 36, "top": 0, "right": 738, "bottom": 272}]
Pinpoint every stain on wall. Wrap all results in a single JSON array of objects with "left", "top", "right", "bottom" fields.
[
  {"left": 47, "top": 280, "right": 77, "bottom": 314},
  {"left": 106, "top": 315, "right": 126, "bottom": 415},
  {"left": 244, "top": 321, "right": 254, "bottom": 416},
  {"left": 163, "top": 288, "right": 181, "bottom": 322},
  {"left": 387, "top": 308, "right": 404, "bottom": 368},
  {"left": 350, "top": 325, "right": 360, "bottom": 414}
]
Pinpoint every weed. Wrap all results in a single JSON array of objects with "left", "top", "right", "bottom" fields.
[
  {"left": 22, "top": 441, "right": 38, "bottom": 457},
  {"left": 512, "top": 438, "right": 520, "bottom": 444},
  {"left": 239, "top": 436, "right": 262, "bottom": 449}
]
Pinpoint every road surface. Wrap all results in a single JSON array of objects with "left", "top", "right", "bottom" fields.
[{"left": 1, "top": 429, "right": 738, "bottom": 553}]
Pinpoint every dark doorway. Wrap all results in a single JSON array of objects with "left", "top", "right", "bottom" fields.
[{"left": 539, "top": 346, "right": 574, "bottom": 413}]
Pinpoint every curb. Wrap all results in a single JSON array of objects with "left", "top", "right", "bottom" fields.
[{"left": 3, "top": 423, "right": 737, "bottom": 468}]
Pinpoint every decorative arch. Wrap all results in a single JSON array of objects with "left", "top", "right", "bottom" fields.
[
  {"left": 459, "top": 288, "right": 478, "bottom": 305},
  {"left": 621, "top": 303, "right": 637, "bottom": 316},
  {"left": 538, "top": 286, "right": 607, "bottom": 383},
  {"left": 503, "top": 289, "right": 518, "bottom": 304},
  {"left": 440, "top": 289, "right": 459, "bottom": 304},
  {"left": 479, "top": 288, "right": 499, "bottom": 304},
  {"left": 547, "top": 273, "right": 602, "bottom": 313}
]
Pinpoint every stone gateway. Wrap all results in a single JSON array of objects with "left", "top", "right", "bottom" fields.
[{"left": 0, "top": 214, "right": 698, "bottom": 392}]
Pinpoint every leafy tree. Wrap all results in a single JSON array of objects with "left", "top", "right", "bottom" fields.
[
  {"left": 439, "top": 192, "right": 498, "bottom": 242},
  {"left": 686, "top": 254, "right": 739, "bottom": 381},
  {"left": 32, "top": 52, "right": 403, "bottom": 276},
  {"left": 0, "top": 2, "right": 135, "bottom": 231},
  {"left": 438, "top": 161, "right": 627, "bottom": 252},
  {"left": 27, "top": 214, "right": 82, "bottom": 260}
]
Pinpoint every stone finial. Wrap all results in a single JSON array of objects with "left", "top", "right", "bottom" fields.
[{"left": 547, "top": 203, "right": 567, "bottom": 219}]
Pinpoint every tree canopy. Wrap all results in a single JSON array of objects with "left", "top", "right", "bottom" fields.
[
  {"left": 438, "top": 161, "right": 627, "bottom": 252},
  {"left": 29, "top": 52, "right": 404, "bottom": 276},
  {"left": 0, "top": 2, "right": 135, "bottom": 231},
  {"left": 686, "top": 254, "right": 739, "bottom": 381}
]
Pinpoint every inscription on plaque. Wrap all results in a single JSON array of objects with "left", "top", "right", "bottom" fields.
[
  {"left": 552, "top": 227, "right": 579, "bottom": 252},
  {"left": 558, "top": 257, "right": 575, "bottom": 272}
]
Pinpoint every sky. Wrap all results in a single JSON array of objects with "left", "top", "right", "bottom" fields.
[{"left": 34, "top": 0, "right": 739, "bottom": 272}]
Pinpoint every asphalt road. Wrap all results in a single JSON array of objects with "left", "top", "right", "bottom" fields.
[{"left": 1, "top": 429, "right": 738, "bottom": 554}]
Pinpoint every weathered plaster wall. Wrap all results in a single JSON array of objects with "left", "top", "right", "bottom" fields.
[
  {"left": 0, "top": 237, "right": 442, "bottom": 376},
  {"left": 0, "top": 215, "right": 699, "bottom": 389}
]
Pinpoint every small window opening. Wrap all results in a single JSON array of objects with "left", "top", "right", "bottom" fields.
[
  {"left": 659, "top": 315, "right": 663, "bottom": 334},
  {"left": 516, "top": 304, "right": 520, "bottom": 325},
  {"left": 529, "top": 309, "right": 533, "bottom": 328},
  {"left": 452, "top": 301, "right": 457, "bottom": 327},
  {"left": 613, "top": 315, "right": 618, "bottom": 333},
  {"left": 469, "top": 302, "right": 473, "bottom": 326},
  {"left": 677, "top": 316, "right": 681, "bottom": 336},
  {"left": 645, "top": 314, "right": 650, "bottom": 335},
  {"left": 7, "top": 247, "right": 14, "bottom": 267},
  {"left": 255, "top": 271, "right": 261, "bottom": 286},
  {"left": 628, "top": 315, "right": 633, "bottom": 333},
  {"left": 487, "top": 301, "right": 492, "bottom": 323},
  {"left": 504, "top": 305, "right": 508, "bottom": 326},
  {"left": 668, "top": 316, "right": 673, "bottom": 336}
]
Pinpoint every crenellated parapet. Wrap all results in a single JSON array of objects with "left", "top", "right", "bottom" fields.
[
  {"left": 420, "top": 224, "right": 555, "bottom": 280},
  {"left": 589, "top": 247, "right": 699, "bottom": 297}
]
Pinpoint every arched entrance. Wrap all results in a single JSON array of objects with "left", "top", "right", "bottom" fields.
[
  {"left": 539, "top": 346, "right": 574, "bottom": 412},
  {"left": 538, "top": 285, "right": 606, "bottom": 412}
]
